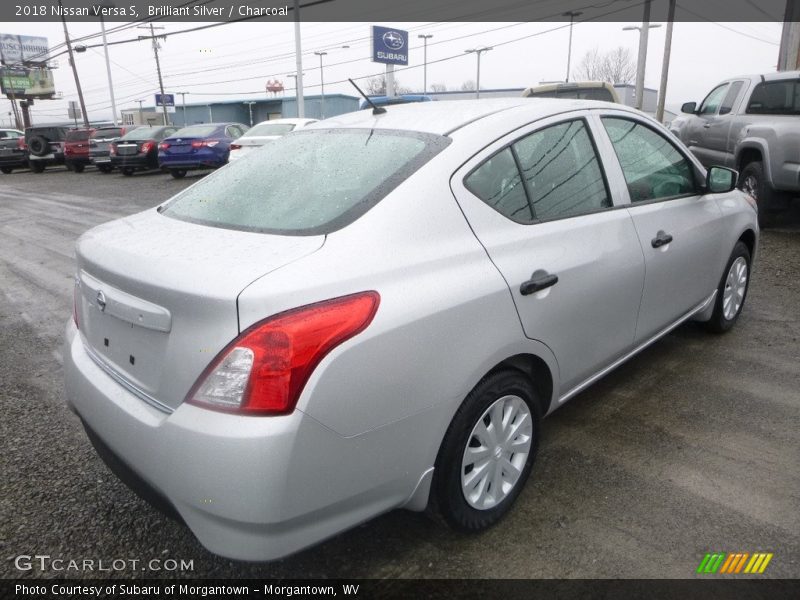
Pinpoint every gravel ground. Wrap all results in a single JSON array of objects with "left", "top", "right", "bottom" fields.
[{"left": 1, "top": 167, "right": 798, "bottom": 579}]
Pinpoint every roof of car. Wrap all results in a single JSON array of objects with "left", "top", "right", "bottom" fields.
[
  {"left": 728, "top": 71, "right": 800, "bottom": 83},
  {"left": 315, "top": 98, "right": 628, "bottom": 136},
  {"left": 252, "top": 118, "right": 317, "bottom": 126}
]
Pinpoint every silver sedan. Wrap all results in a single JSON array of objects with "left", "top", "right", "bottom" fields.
[{"left": 64, "top": 98, "right": 758, "bottom": 561}]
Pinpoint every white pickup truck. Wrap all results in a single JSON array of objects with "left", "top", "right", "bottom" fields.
[{"left": 670, "top": 71, "right": 800, "bottom": 227}]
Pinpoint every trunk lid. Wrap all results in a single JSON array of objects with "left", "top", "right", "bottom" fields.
[{"left": 75, "top": 209, "right": 325, "bottom": 411}]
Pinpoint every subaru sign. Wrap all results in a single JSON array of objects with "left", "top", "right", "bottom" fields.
[
  {"left": 155, "top": 93, "right": 175, "bottom": 107},
  {"left": 371, "top": 26, "right": 408, "bottom": 66}
]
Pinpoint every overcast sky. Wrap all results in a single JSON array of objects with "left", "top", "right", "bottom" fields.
[{"left": 1, "top": 20, "right": 783, "bottom": 125}]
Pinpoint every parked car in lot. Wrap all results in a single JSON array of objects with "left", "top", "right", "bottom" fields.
[
  {"left": 228, "top": 118, "right": 316, "bottom": 161},
  {"left": 65, "top": 99, "right": 758, "bottom": 562},
  {"left": 25, "top": 125, "right": 68, "bottom": 173},
  {"left": 158, "top": 122, "right": 248, "bottom": 178},
  {"left": 0, "top": 128, "right": 26, "bottom": 173},
  {"left": 110, "top": 125, "right": 178, "bottom": 176},
  {"left": 90, "top": 125, "right": 140, "bottom": 173},
  {"left": 64, "top": 128, "right": 96, "bottom": 173},
  {"left": 670, "top": 71, "right": 800, "bottom": 226}
]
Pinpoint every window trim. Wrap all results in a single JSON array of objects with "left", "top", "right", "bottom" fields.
[
  {"left": 462, "top": 116, "right": 615, "bottom": 225},
  {"left": 598, "top": 114, "right": 703, "bottom": 206}
]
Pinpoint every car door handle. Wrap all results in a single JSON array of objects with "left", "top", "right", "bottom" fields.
[
  {"left": 651, "top": 230, "right": 673, "bottom": 248},
  {"left": 520, "top": 271, "right": 559, "bottom": 296}
]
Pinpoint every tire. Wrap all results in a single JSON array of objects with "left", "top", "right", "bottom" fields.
[
  {"left": 72, "top": 163, "right": 85, "bottom": 173},
  {"left": 431, "top": 370, "right": 541, "bottom": 532},
  {"left": 30, "top": 161, "right": 46, "bottom": 173},
  {"left": 121, "top": 168, "right": 134, "bottom": 176},
  {"left": 0, "top": 167, "right": 13, "bottom": 174},
  {"left": 170, "top": 169, "right": 187, "bottom": 179},
  {"left": 738, "top": 161, "right": 785, "bottom": 228},
  {"left": 27, "top": 135, "right": 49, "bottom": 157},
  {"left": 706, "top": 241, "right": 751, "bottom": 334},
  {"left": 98, "top": 165, "right": 113, "bottom": 174}
]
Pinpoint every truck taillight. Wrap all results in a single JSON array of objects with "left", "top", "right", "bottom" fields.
[{"left": 187, "top": 292, "right": 380, "bottom": 415}]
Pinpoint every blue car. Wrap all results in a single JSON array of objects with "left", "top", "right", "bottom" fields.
[{"left": 158, "top": 122, "right": 249, "bottom": 179}]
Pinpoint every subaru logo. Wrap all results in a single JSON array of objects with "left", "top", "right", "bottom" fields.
[
  {"left": 382, "top": 31, "right": 404, "bottom": 50},
  {"left": 96, "top": 290, "right": 107, "bottom": 312}
]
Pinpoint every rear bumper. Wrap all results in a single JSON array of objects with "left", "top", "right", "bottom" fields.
[
  {"left": 63, "top": 321, "right": 419, "bottom": 561},
  {"left": 89, "top": 153, "right": 112, "bottom": 165},
  {"left": 158, "top": 150, "right": 227, "bottom": 169},
  {"left": 0, "top": 154, "right": 26, "bottom": 167},
  {"left": 65, "top": 156, "right": 91, "bottom": 166},
  {"left": 111, "top": 154, "right": 157, "bottom": 169}
]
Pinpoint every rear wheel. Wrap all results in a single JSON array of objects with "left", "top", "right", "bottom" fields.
[
  {"left": 706, "top": 241, "right": 751, "bottom": 333},
  {"left": 98, "top": 164, "right": 113, "bottom": 174},
  {"left": 73, "top": 163, "right": 85, "bottom": 173},
  {"left": 738, "top": 161, "right": 785, "bottom": 228},
  {"left": 122, "top": 168, "right": 134, "bottom": 176},
  {"left": 170, "top": 169, "right": 187, "bottom": 179},
  {"left": 1, "top": 167, "right": 13, "bottom": 174},
  {"left": 30, "top": 162, "right": 45, "bottom": 173},
  {"left": 431, "top": 370, "right": 540, "bottom": 531}
]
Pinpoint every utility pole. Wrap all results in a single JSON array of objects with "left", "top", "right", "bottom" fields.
[
  {"left": 135, "top": 99, "right": 144, "bottom": 124},
  {"left": 631, "top": 0, "right": 655, "bottom": 110},
  {"left": 656, "top": 0, "right": 676, "bottom": 123},
  {"left": 314, "top": 51, "right": 327, "bottom": 118},
  {"left": 98, "top": 2, "right": 118, "bottom": 125},
  {"left": 177, "top": 91, "right": 188, "bottom": 125},
  {"left": 418, "top": 34, "right": 433, "bottom": 93},
  {"left": 563, "top": 11, "right": 583, "bottom": 83},
  {"left": 58, "top": 0, "right": 90, "bottom": 128},
  {"left": 139, "top": 24, "right": 169, "bottom": 125},
  {"left": 465, "top": 47, "right": 492, "bottom": 99},
  {"left": 778, "top": 0, "right": 800, "bottom": 70},
  {"left": 293, "top": 0, "right": 305, "bottom": 118}
]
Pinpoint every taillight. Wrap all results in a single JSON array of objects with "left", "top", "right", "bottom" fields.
[
  {"left": 109, "top": 144, "right": 116, "bottom": 156},
  {"left": 191, "top": 139, "right": 219, "bottom": 148},
  {"left": 158, "top": 142, "right": 170, "bottom": 150},
  {"left": 187, "top": 292, "right": 380, "bottom": 415},
  {"left": 230, "top": 143, "right": 241, "bottom": 150},
  {"left": 140, "top": 141, "right": 154, "bottom": 153},
  {"left": 17, "top": 137, "right": 27, "bottom": 150},
  {"left": 64, "top": 145, "right": 74, "bottom": 155}
]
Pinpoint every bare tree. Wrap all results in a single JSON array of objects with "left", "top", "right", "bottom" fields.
[
  {"left": 364, "top": 75, "right": 411, "bottom": 95},
  {"left": 430, "top": 82, "right": 448, "bottom": 93},
  {"left": 460, "top": 79, "right": 477, "bottom": 92},
  {"left": 573, "top": 47, "right": 636, "bottom": 84}
]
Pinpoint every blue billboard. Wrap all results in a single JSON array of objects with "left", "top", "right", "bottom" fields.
[
  {"left": 155, "top": 93, "right": 175, "bottom": 107},
  {"left": 371, "top": 26, "right": 408, "bottom": 66}
]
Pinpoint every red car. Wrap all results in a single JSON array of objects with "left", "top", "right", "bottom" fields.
[{"left": 64, "top": 128, "right": 96, "bottom": 173}]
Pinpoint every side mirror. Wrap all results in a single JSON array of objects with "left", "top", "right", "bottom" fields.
[
  {"left": 707, "top": 166, "right": 737, "bottom": 193},
  {"left": 681, "top": 101, "right": 697, "bottom": 114}
]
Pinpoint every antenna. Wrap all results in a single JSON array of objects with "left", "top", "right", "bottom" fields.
[{"left": 348, "top": 78, "right": 386, "bottom": 115}]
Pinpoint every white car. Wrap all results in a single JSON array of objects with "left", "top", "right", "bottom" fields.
[{"left": 228, "top": 118, "right": 318, "bottom": 161}]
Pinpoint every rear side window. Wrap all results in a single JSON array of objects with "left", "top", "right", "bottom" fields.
[
  {"left": 746, "top": 80, "right": 800, "bottom": 114},
  {"left": 602, "top": 117, "right": 696, "bottom": 202},
  {"left": 464, "top": 119, "right": 610, "bottom": 223},
  {"left": 163, "top": 129, "right": 450, "bottom": 235}
]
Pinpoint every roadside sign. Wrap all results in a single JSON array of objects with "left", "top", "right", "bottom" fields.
[
  {"left": 155, "top": 93, "right": 174, "bottom": 107},
  {"left": 371, "top": 26, "right": 408, "bottom": 66}
]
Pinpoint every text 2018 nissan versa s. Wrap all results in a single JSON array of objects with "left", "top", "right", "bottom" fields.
[{"left": 64, "top": 99, "right": 758, "bottom": 561}]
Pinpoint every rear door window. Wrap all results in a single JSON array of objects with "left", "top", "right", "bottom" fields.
[{"left": 746, "top": 80, "right": 800, "bottom": 114}]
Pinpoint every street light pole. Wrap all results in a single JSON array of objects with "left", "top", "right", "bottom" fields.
[
  {"left": 465, "top": 47, "right": 492, "bottom": 99},
  {"left": 97, "top": 2, "right": 118, "bottom": 125},
  {"left": 135, "top": 99, "right": 144, "bottom": 124},
  {"left": 656, "top": 0, "right": 676, "bottom": 123},
  {"left": 293, "top": 0, "right": 304, "bottom": 118},
  {"left": 58, "top": 0, "right": 90, "bottom": 128},
  {"left": 313, "top": 51, "right": 327, "bottom": 118},
  {"left": 623, "top": 1, "right": 661, "bottom": 111},
  {"left": 562, "top": 11, "right": 583, "bottom": 83},
  {"left": 418, "top": 34, "right": 433, "bottom": 93}
]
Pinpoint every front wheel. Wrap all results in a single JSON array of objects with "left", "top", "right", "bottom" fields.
[
  {"left": 431, "top": 370, "right": 540, "bottom": 532},
  {"left": 706, "top": 241, "right": 751, "bottom": 333},
  {"left": 0, "top": 167, "right": 13, "bottom": 174},
  {"left": 170, "top": 169, "right": 187, "bottom": 179},
  {"left": 738, "top": 161, "right": 785, "bottom": 228}
]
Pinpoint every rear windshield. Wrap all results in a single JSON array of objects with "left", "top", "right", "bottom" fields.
[
  {"left": 746, "top": 80, "right": 800, "bottom": 115},
  {"left": 163, "top": 128, "right": 450, "bottom": 235},
  {"left": 528, "top": 87, "right": 614, "bottom": 101},
  {"left": 26, "top": 127, "right": 66, "bottom": 141},
  {"left": 246, "top": 123, "right": 296, "bottom": 137},
  {"left": 93, "top": 128, "right": 122, "bottom": 138},
  {"left": 66, "top": 130, "right": 91, "bottom": 141},
  {"left": 171, "top": 125, "right": 217, "bottom": 138},
  {"left": 121, "top": 127, "right": 166, "bottom": 141}
]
